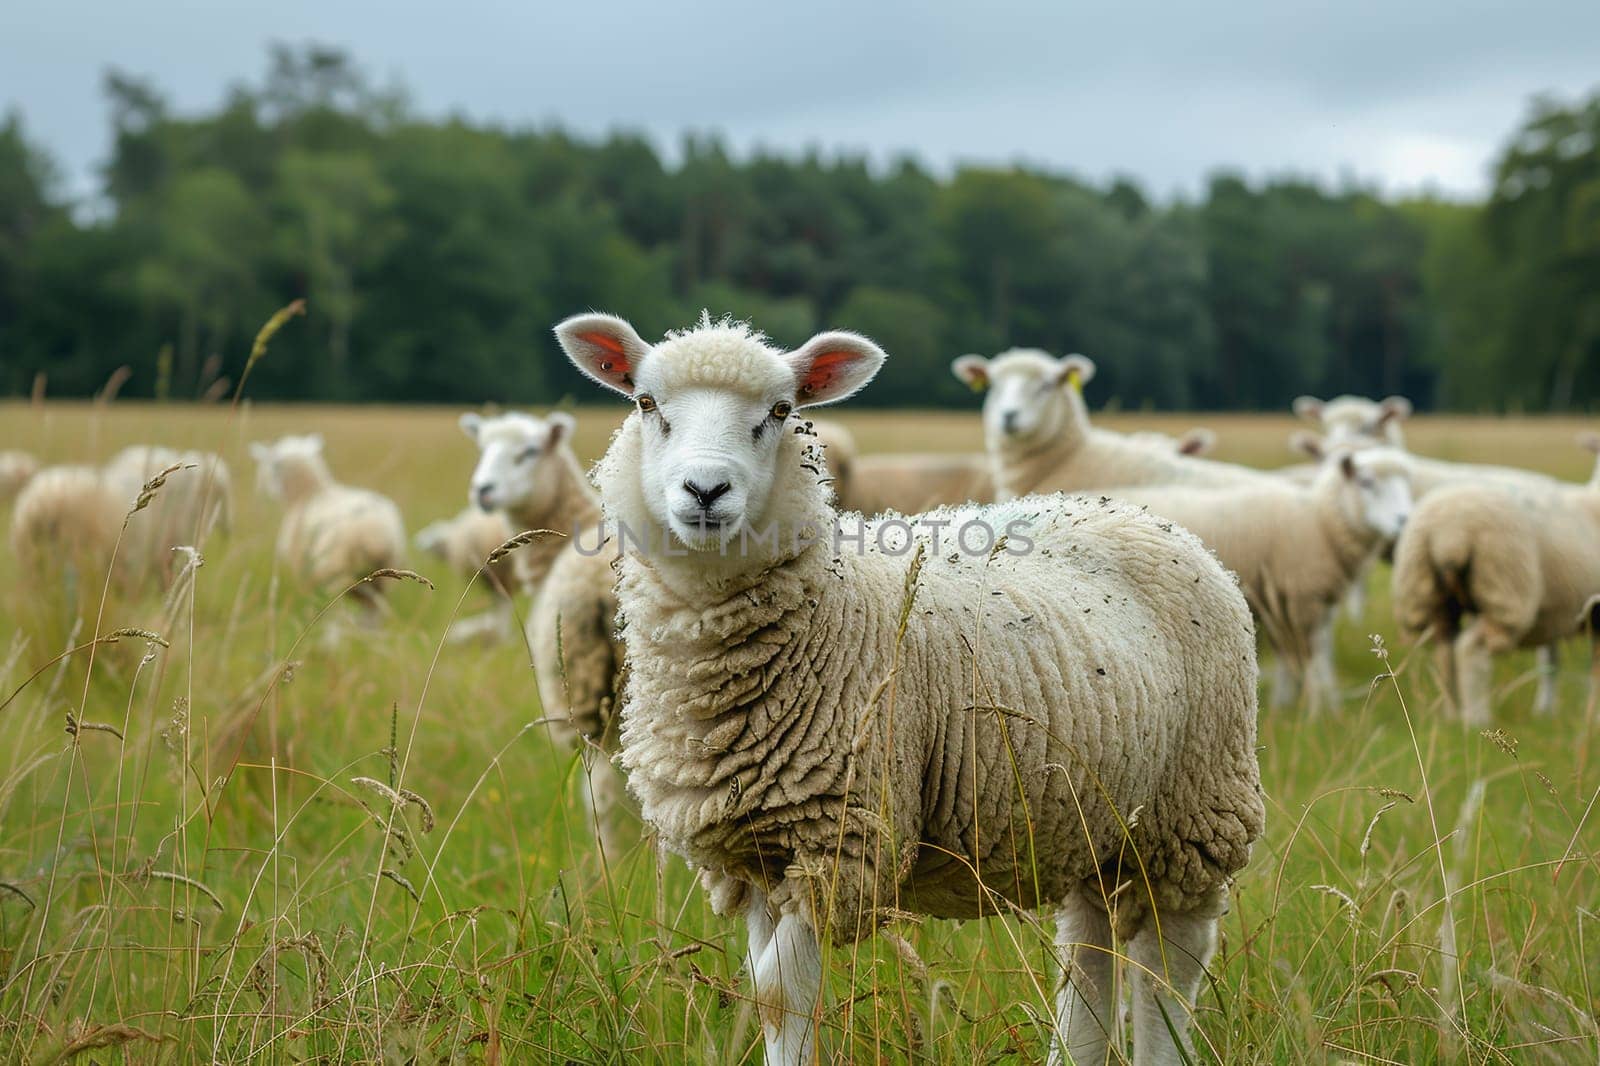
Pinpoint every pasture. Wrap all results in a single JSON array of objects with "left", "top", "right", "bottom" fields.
[{"left": 0, "top": 399, "right": 1596, "bottom": 1064}]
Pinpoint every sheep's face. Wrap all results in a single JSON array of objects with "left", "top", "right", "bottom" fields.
[
  {"left": 461, "top": 412, "right": 576, "bottom": 514},
  {"left": 1337, "top": 448, "right": 1413, "bottom": 540},
  {"left": 953, "top": 350, "right": 1095, "bottom": 448},
  {"left": 1295, "top": 395, "right": 1410, "bottom": 448},
  {"left": 249, "top": 434, "right": 324, "bottom": 500},
  {"left": 556, "top": 312, "right": 885, "bottom": 555}
]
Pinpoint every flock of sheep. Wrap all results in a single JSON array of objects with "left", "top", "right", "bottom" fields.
[{"left": 4, "top": 312, "right": 1600, "bottom": 1064}]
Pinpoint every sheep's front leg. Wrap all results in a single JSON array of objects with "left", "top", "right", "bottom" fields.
[
  {"left": 1048, "top": 891, "right": 1117, "bottom": 1066},
  {"left": 749, "top": 897, "right": 822, "bottom": 1066},
  {"left": 1306, "top": 620, "right": 1337, "bottom": 716},
  {"left": 1128, "top": 889, "right": 1225, "bottom": 1066},
  {"left": 1534, "top": 643, "right": 1558, "bottom": 716}
]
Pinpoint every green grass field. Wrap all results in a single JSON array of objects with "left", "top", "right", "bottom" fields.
[{"left": 1, "top": 399, "right": 1596, "bottom": 1064}]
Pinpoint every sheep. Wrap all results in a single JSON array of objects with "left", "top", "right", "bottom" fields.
[
  {"left": 1293, "top": 394, "right": 1411, "bottom": 448},
  {"left": 249, "top": 434, "right": 407, "bottom": 616},
  {"left": 458, "top": 411, "right": 634, "bottom": 847},
  {"left": 952, "top": 349, "right": 1271, "bottom": 500},
  {"left": 103, "top": 445, "right": 233, "bottom": 587},
  {"left": 414, "top": 506, "right": 518, "bottom": 642},
  {"left": 0, "top": 450, "right": 39, "bottom": 503},
  {"left": 1391, "top": 434, "right": 1600, "bottom": 724},
  {"left": 838, "top": 451, "right": 994, "bottom": 516},
  {"left": 1112, "top": 446, "right": 1414, "bottom": 714},
  {"left": 555, "top": 310, "right": 1265, "bottom": 1066},
  {"left": 9, "top": 465, "right": 127, "bottom": 595}
]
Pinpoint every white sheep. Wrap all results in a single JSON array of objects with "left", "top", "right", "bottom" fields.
[
  {"left": 952, "top": 349, "right": 1271, "bottom": 500},
  {"left": 414, "top": 506, "right": 518, "bottom": 641},
  {"left": 9, "top": 465, "right": 127, "bottom": 594},
  {"left": 1113, "top": 446, "right": 1414, "bottom": 714},
  {"left": 249, "top": 434, "right": 407, "bottom": 616},
  {"left": 555, "top": 311, "right": 1265, "bottom": 1066},
  {"left": 1293, "top": 394, "right": 1411, "bottom": 447},
  {"left": 103, "top": 444, "right": 233, "bottom": 587},
  {"left": 458, "top": 411, "right": 634, "bottom": 848},
  {"left": 0, "top": 450, "right": 39, "bottom": 503},
  {"left": 1391, "top": 434, "right": 1600, "bottom": 725}
]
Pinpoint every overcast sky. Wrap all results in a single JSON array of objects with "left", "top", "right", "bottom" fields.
[{"left": 2, "top": 0, "right": 1597, "bottom": 203}]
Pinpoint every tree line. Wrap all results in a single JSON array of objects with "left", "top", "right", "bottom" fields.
[{"left": 1, "top": 45, "right": 1596, "bottom": 411}]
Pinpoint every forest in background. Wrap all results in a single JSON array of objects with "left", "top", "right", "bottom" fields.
[{"left": 1, "top": 45, "right": 1597, "bottom": 411}]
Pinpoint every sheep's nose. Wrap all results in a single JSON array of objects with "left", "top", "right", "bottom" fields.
[
  {"left": 1002, "top": 411, "right": 1020, "bottom": 434},
  {"left": 474, "top": 483, "right": 495, "bottom": 508},
  {"left": 683, "top": 480, "right": 731, "bottom": 509}
]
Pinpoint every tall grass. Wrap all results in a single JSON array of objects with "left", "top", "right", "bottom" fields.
[{"left": 0, "top": 394, "right": 1596, "bottom": 1063}]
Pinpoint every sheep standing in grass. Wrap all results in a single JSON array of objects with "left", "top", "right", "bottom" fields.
[
  {"left": 556, "top": 311, "right": 1264, "bottom": 1066},
  {"left": 9, "top": 466, "right": 126, "bottom": 594},
  {"left": 1391, "top": 435, "right": 1600, "bottom": 724},
  {"left": 952, "top": 349, "right": 1270, "bottom": 500},
  {"left": 249, "top": 434, "right": 407, "bottom": 617},
  {"left": 0, "top": 451, "right": 38, "bottom": 503},
  {"left": 459, "top": 411, "right": 634, "bottom": 848},
  {"left": 1114, "top": 446, "right": 1414, "bottom": 713},
  {"left": 104, "top": 444, "right": 233, "bottom": 587}
]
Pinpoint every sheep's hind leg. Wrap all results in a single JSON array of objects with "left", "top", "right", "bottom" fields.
[
  {"left": 749, "top": 899, "right": 822, "bottom": 1066},
  {"left": 1048, "top": 891, "right": 1117, "bottom": 1066},
  {"left": 1128, "top": 887, "right": 1225, "bottom": 1066},
  {"left": 1534, "top": 643, "right": 1558, "bottom": 716},
  {"left": 1455, "top": 621, "right": 1511, "bottom": 727}
]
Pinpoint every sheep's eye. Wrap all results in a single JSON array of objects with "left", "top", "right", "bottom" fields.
[
  {"left": 517, "top": 446, "right": 539, "bottom": 463},
  {"left": 637, "top": 394, "right": 657, "bottom": 413},
  {"left": 770, "top": 401, "right": 792, "bottom": 420}
]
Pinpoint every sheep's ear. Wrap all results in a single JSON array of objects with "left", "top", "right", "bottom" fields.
[
  {"left": 951, "top": 355, "right": 990, "bottom": 391},
  {"left": 555, "top": 313, "right": 651, "bottom": 397},
  {"left": 546, "top": 411, "right": 576, "bottom": 448},
  {"left": 786, "top": 331, "right": 886, "bottom": 408},
  {"left": 1378, "top": 396, "right": 1413, "bottom": 425},
  {"left": 248, "top": 442, "right": 271, "bottom": 463},
  {"left": 1289, "top": 430, "right": 1325, "bottom": 461},
  {"left": 1054, "top": 354, "right": 1096, "bottom": 392},
  {"left": 460, "top": 413, "right": 482, "bottom": 441},
  {"left": 1177, "top": 427, "right": 1215, "bottom": 456},
  {"left": 1292, "top": 395, "right": 1324, "bottom": 422}
]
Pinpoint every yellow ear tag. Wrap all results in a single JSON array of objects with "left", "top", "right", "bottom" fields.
[
  {"left": 1067, "top": 369, "right": 1083, "bottom": 394},
  {"left": 969, "top": 375, "right": 988, "bottom": 393}
]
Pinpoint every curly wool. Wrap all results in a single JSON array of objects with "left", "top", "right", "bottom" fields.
[{"left": 599, "top": 410, "right": 1264, "bottom": 944}]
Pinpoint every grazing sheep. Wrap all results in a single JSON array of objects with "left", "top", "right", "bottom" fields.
[
  {"left": 1114, "top": 446, "right": 1414, "bottom": 713},
  {"left": 1391, "top": 435, "right": 1600, "bottom": 724},
  {"left": 0, "top": 450, "right": 39, "bottom": 503},
  {"left": 103, "top": 445, "right": 233, "bottom": 587},
  {"left": 9, "top": 465, "right": 127, "bottom": 593},
  {"left": 415, "top": 506, "right": 518, "bottom": 641},
  {"left": 556, "top": 311, "right": 1264, "bottom": 1066},
  {"left": 952, "top": 349, "right": 1270, "bottom": 500},
  {"left": 249, "top": 434, "right": 407, "bottom": 615}
]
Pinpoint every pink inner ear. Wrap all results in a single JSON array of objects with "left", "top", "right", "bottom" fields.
[
  {"left": 580, "top": 331, "right": 632, "bottom": 375},
  {"left": 800, "top": 350, "right": 854, "bottom": 395}
]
